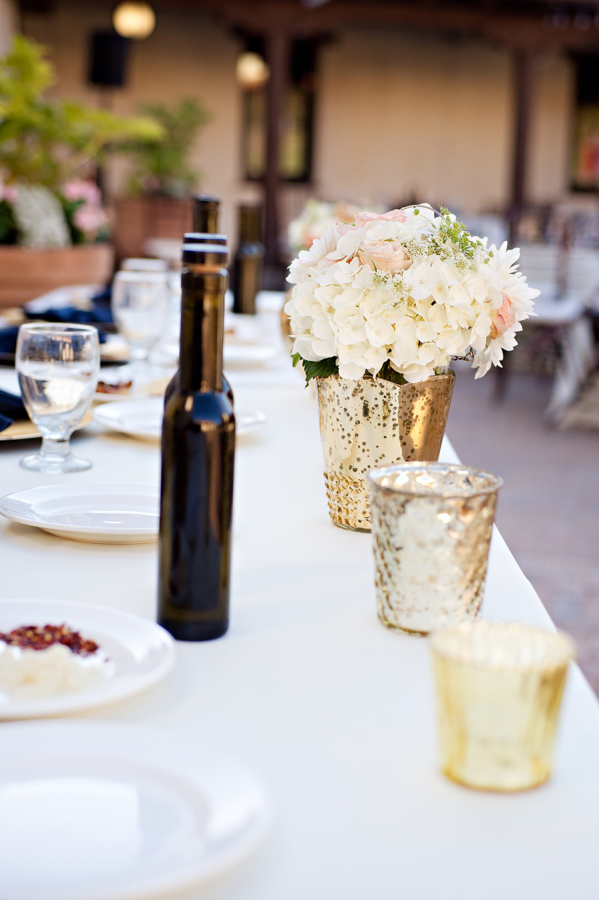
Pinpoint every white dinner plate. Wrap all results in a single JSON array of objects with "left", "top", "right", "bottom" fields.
[
  {"left": 0, "top": 599, "right": 174, "bottom": 719},
  {"left": 0, "top": 483, "right": 159, "bottom": 543},
  {"left": 94, "top": 399, "right": 266, "bottom": 441},
  {"left": 0, "top": 721, "right": 269, "bottom": 900}
]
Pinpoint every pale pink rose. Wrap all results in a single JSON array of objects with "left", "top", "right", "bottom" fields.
[
  {"left": 490, "top": 294, "right": 514, "bottom": 339},
  {"left": 353, "top": 209, "right": 407, "bottom": 228},
  {"left": 358, "top": 240, "right": 412, "bottom": 273}
]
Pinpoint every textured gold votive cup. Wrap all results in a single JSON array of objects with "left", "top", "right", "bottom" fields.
[
  {"left": 431, "top": 621, "right": 575, "bottom": 792},
  {"left": 368, "top": 463, "right": 502, "bottom": 635}
]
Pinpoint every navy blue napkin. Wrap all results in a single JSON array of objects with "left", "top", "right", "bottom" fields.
[
  {"left": 0, "top": 388, "right": 27, "bottom": 434},
  {"left": 26, "top": 306, "right": 112, "bottom": 338},
  {"left": 0, "top": 326, "right": 19, "bottom": 356}
]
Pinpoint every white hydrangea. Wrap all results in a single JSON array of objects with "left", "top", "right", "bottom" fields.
[
  {"left": 13, "top": 185, "right": 71, "bottom": 250},
  {"left": 286, "top": 204, "right": 537, "bottom": 383}
]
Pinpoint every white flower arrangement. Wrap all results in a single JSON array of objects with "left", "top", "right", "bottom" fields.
[
  {"left": 288, "top": 199, "right": 361, "bottom": 254},
  {"left": 285, "top": 205, "right": 538, "bottom": 384}
]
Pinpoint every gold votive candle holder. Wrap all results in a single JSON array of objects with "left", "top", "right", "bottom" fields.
[
  {"left": 431, "top": 621, "right": 576, "bottom": 792},
  {"left": 368, "top": 463, "right": 502, "bottom": 635}
]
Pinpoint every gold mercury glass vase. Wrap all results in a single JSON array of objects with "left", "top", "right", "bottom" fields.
[{"left": 315, "top": 371, "right": 455, "bottom": 532}]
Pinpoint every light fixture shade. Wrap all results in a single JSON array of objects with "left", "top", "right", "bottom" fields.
[
  {"left": 236, "top": 52, "right": 270, "bottom": 89},
  {"left": 113, "top": 2, "right": 156, "bottom": 40}
]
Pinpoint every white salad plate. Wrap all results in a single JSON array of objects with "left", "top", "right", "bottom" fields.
[
  {"left": 149, "top": 340, "right": 278, "bottom": 369},
  {"left": 0, "top": 483, "right": 159, "bottom": 543},
  {"left": 224, "top": 343, "right": 277, "bottom": 367},
  {"left": 94, "top": 398, "right": 266, "bottom": 441},
  {"left": 0, "top": 599, "right": 175, "bottom": 719},
  {"left": 93, "top": 399, "right": 164, "bottom": 441},
  {"left": 0, "top": 720, "right": 269, "bottom": 900}
]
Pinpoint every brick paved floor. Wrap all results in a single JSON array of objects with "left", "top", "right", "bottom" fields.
[{"left": 446, "top": 363, "right": 599, "bottom": 693}]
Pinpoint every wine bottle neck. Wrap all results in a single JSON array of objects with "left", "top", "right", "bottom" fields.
[
  {"left": 238, "top": 206, "right": 262, "bottom": 244},
  {"left": 193, "top": 199, "right": 220, "bottom": 234},
  {"left": 179, "top": 270, "right": 226, "bottom": 393}
]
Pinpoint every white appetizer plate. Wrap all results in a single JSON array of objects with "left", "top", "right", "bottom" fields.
[
  {"left": 0, "top": 599, "right": 175, "bottom": 719},
  {"left": 0, "top": 721, "right": 269, "bottom": 900},
  {"left": 93, "top": 399, "right": 164, "bottom": 441},
  {"left": 94, "top": 399, "right": 266, "bottom": 441},
  {"left": 224, "top": 343, "right": 277, "bottom": 367},
  {"left": 0, "top": 483, "right": 159, "bottom": 543}
]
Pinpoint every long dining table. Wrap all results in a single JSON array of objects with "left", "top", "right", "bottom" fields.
[{"left": 0, "top": 294, "right": 598, "bottom": 900}]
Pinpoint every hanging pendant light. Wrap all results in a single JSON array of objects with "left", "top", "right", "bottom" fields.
[
  {"left": 113, "top": 2, "right": 156, "bottom": 41},
  {"left": 236, "top": 52, "right": 270, "bottom": 89}
]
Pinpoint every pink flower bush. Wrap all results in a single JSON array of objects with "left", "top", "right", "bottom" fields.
[
  {"left": 62, "top": 179, "right": 108, "bottom": 239},
  {"left": 0, "top": 180, "right": 17, "bottom": 204}
]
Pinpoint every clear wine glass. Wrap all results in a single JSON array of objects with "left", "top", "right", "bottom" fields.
[
  {"left": 111, "top": 270, "right": 169, "bottom": 366},
  {"left": 16, "top": 324, "right": 100, "bottom": 474}
]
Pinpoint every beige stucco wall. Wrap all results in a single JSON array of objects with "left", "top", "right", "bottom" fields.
[
  {"left": 315, "top": 27, "right": 574, "bottom": 213},
  {"left": 0, "top": 0, "right": 17, "bottom": 55},
  {"left": 21, "top": 5, "right": 575, "bottom": 237}
]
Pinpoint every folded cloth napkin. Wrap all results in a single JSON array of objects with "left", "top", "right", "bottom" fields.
[
  {"left": 0, "top": 312, "right": 109, "bottom": 357},
  {"left": 27, "top": 306, "right": 113, "bottom": 330},
  {"left": 0, "top": 326, "right": 20, "bottom": 356},
  {"left": 0, "top": 388, "right": 27, "bottom": 434}
]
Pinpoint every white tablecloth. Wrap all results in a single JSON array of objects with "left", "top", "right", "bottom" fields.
[{"left": 0, "top": 310, "right": 597, "bottom": 900}]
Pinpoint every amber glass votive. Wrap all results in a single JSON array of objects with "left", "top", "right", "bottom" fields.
[{"left": 431, "top": 621, "right": 575, "bottom": 792}]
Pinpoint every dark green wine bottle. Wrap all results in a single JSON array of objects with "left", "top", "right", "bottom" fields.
[
  {"left": 193, "top": 194, "right": 220, "bottom": 234},
  {"left": 232, "top": 205, "right": 264, "bottom": 315},
  {"left": 158, "top": 243, "right": 235, "bottom": 641},
  {"left": 165, "top": 231, "right": 233, "bottom": 407}
]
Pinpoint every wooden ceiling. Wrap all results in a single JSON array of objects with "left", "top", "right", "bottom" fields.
[{"left": 27, "top": 0, "right": 599, "bottom": 51}]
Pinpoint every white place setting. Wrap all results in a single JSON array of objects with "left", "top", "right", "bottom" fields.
[
  {"left": 0, "top": 721, "right": 270, "bottom": 900},
  {"left": 0, "top": 482, "right": 160, "bottom": 543}
]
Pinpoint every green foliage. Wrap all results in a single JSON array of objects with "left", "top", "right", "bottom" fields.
[
  {"left": 0, "top": 36, "right": 164, "bottom": 190},
  {"left": 56, "top": 193, "right": 85, "bottom": 245},
  {"left": 292, "top": 353, "right": 409, "bottom": 387},
  {"left": 292, "top": 353, "right": 339, "bottom": 386},
  {"left": 122, "top": 98, "right": 210, "bottom": 198},
  {"left": 377, "top": 360, "right": 407, "bottom": 385},
  {"left": 0, "top": 199, "right": 16, "bottom": 243},
  {"left": 435, "top": 206, "right": 484, "bottom": 260}
]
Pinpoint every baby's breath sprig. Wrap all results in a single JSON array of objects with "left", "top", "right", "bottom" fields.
[{"left": 369, "top": 270, "right": 409, "bottom": 299}]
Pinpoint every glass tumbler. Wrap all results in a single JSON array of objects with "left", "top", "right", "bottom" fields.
[
  {"left": 16, "top": 323, "right": 100, "bottom": 473},
  {"left": 111, "top": 270, "right": 169, "bottom": 365},
  {"left": 431, "top": 621, "right": 575, "bottom": 791},
  {"left": 368, "top": 463, "right": 502, "bottom": 635}
]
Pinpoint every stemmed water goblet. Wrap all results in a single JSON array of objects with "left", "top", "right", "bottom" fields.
[
  {"left": 16, "top": 323, "right": 100, "bottom": 474},
  {"left": 111, "top": 270, "right": 169, "bottom": 381}
]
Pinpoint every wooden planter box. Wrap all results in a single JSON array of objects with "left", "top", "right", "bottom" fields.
[
  {"left": 113, "top": 196, "right": 193, "bottom": 262},
  {"left": 0, "top": 244, "right": 115, "bottom": 308}
]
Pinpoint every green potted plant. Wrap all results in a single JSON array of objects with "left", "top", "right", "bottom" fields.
[
  {"left": 113, "top": 98, "right": 210, "bottom": 260},
  {"left": 0, "top": 35, "right": 163, "bottom": 306}
]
